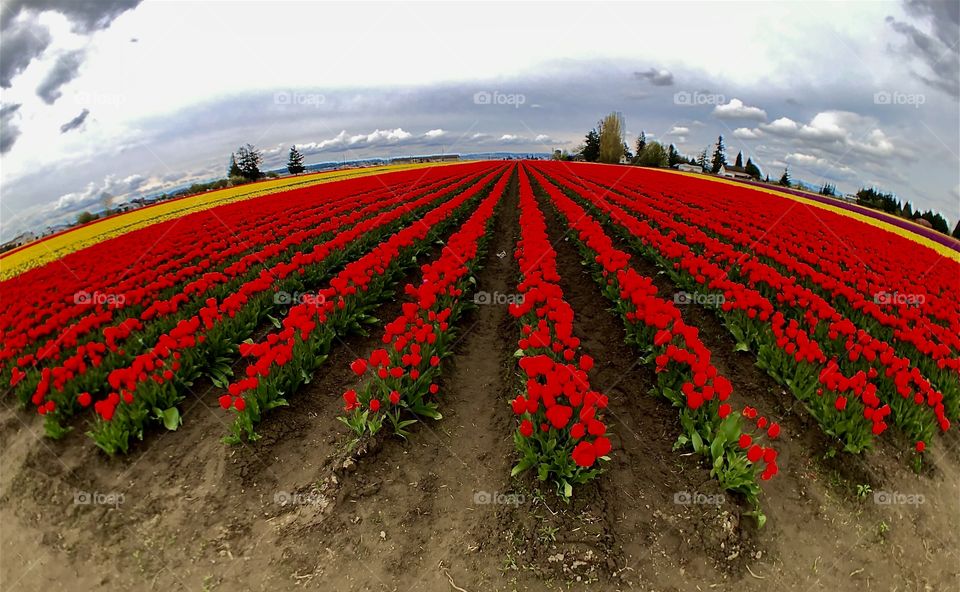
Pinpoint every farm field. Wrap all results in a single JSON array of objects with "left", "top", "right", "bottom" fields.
[{"left": 1, "top": 160, "right": 958, "bottom": 591}]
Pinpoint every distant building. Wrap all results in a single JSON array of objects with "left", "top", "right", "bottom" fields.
[
  {"left": 718, "top": 164, "right": 753, "bottom": 180},
  {"left": 913, "top": 217, "right": 933, "bottom": 228},
  {"left": 676, "top": 163, "right": 703, "bottom": 173}
]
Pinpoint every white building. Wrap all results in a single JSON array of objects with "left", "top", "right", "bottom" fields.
[{"left": 718, "top": 164, "right": 753, "bottom": 180}]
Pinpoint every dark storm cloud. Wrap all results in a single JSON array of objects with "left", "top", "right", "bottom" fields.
[
  {"left": 0, "top": 103, "right": 23, "bottom": 153},
  {"left": 0, "top": 0, "right": 143, "bottom": 34},
  {"left": 634, "top": 67, "right": 674, "bottom": 86},
  {"left": 36, "top": 49, "right": 85, "bottom": 104},
  {"left": 0, "top": 16, "right": 52, "bottom": 88},
  {"left": 59, "top": 108, "right": 89, "bottom": 133},
  {"left": 887, "top": 0, "right": 960, "bottom": 97}
]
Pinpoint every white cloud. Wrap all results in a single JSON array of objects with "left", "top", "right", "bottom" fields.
[
  {"left": 713, "top": 98, "right": 768, "bottom": 121},
  {"left": 668, "top": 126, "right": 690, "bottom": 135},
  {"left": 733, "top": 127, "right": 762, "bottom": 139}
]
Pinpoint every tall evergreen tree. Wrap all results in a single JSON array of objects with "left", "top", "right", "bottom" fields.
[
  {"left": 710, "top": 135, "right": 726, "bottom": 173},
  {"left": 235, "top": 144, "right": 263, "bottom": 181},
  {"left": 228, "top": 153, "right": 241, "bottom": 178},
  {"left": 582, "top": 126, "right": 601, "bottom": 162},
  {"left": 779, "top": 167, "right": 791, "bottom": 187},
  {"left": 697, "top": 147, "right": 709, "bottom": 170},
  {"left": 635, "top": 131, "right": 647, "bottom": 157},
  {"left": 667, "top": 143, "right": 682, "bottom": 167},
  {"left": 287, "top": 145, "right": 305, "bottom": 174},
  {"left": 734, "top": 151, "right": 743, "bottom": 168},
  {"left": 744, "top": 157, "right": 761, "bottom": 179},
  {"left": 952, "top": 220, "right": 960, "bottom": 239}
]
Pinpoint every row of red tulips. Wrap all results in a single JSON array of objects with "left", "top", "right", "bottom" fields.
[
  {"left": 533, "top": 161, "right": 954, "bottom": 457},
  {"left": 220, "top": 166, "right": 510, "bottom": 443},
  {"left": 0, "top": 167, "right": 461, "bottom": 367},
  {"left": 19, "top": 164, "right": 506, "bottom": 453},
  {"left": 11, "top": 169, "right": 471, "bottom": 419},
  {"left": 527, "top": 166, "right": 777, "bottom": 512},
  {"left": 339, "top": 166, "right": 512, "bottom": 437},
  {"left": 506, "top": 167, "right": 612, "bottom": 497}
]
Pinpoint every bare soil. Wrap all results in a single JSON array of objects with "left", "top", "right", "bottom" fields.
[{"left": 2, "top": 179, "right": 957, "bottom": 591}]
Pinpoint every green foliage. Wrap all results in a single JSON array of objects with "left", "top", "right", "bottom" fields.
[
  {"left": 779, "top": 168, "right": 791, "bottom": 187},
  {"left": 581, "top": 126, "right": 600, "bottom": 162},
  {"left": 635, "top": 141, "right": 669, "bottom": 168},
  {"left": 598, "top": 111, "right": 625, "bottom": 163},
  {"left": 235, "top": 143, "right": 263, "bottom": 181},
  {"left": 710, "top": 135, "right": 726, "bottom": 173},
  {"left": 76, "top": 211, "right": 99, "bottom": 225},
  {"left": 287, "top": 145, "right": 305, "bottom": 174}
]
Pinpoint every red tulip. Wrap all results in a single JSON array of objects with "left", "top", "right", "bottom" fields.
[
  {"left": 572, "top": 441, "right": 597, "bottom": 467},
  {"left": 350, "top": 359, "right": 367, "bottom": 376}
]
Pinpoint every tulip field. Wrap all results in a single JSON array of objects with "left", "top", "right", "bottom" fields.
[{"left": 2, "top": 160, "right": 957, "bottom": 591}]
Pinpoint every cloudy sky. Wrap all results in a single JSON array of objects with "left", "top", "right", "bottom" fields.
[{"left": 0, "top": 0, "right": 957, "bottom": 240}]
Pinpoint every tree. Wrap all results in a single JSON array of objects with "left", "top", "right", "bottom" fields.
[
  {"left": 598, "top": 111, "right": 625, "bottom": 164},
  {"left": 819, "top": 182, "right": 836, "bottom": 196},
  {"left": 902, "top": 202, "right": 913, "bottom": 218},
  {"left": 76, "top": 211, "right": 98, "bottom": 225},
  {"left": 635, "top": 141, "right": 668, "bottom": 167},
  {"left": 856, "top": 187, "right": 901, "bottom": 214},
  {"left": 667, "top": 144, "right": 683, "bottom": 167},
  {"left": 779, "top": 168, "right": 791, "bottom": 187},
  {"left": 734, "top": 151, "right": 743, "bottom": 168},
  {"left": 287, "top": 145, "right": 305, "bottom": 174},
  {"left": 952, "top": 220, "right": 960, "bottom": 239},
  {"left": 917, "top": 209, "right": 950, "bottom": 234},
  {"left": 228, "top": 153, "right": 241, "bottom": 178},
  {"left": 581, "top": 126, "right": 601, "bottom": 162},
  {"left": 235, "top": 144, "right": 263, "bottom": 181},
  {"left": 635, "top": 131, "right": 647, "bottom": 157},
  {"left": 744, "top": 158, "right": 762, "bottom": 179},
  {"left": 710, "top": 135, "right": 726, "bottom": 173},
  {"left": 697, "top": 147, "right": 710, "bottom": 170}
]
